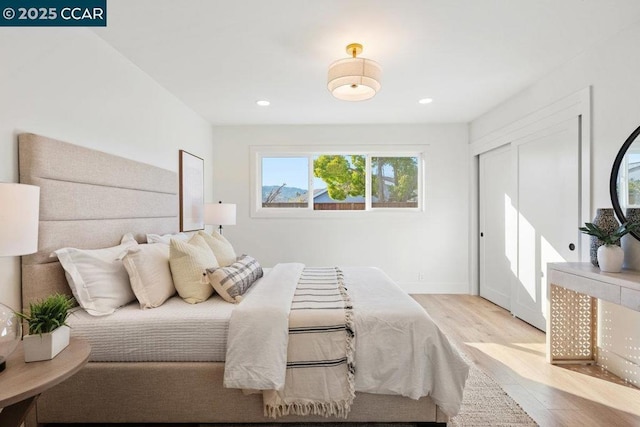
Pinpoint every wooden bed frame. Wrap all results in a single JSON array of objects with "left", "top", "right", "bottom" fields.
[{"left": 18, "top": 133, "right": 447, "bottom": 425}]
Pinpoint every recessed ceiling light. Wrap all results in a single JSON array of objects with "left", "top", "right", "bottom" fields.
[
  {"left": 256, "top": 100, "right": 270, "bottom": 107},
  {"left": 418, "top": 98, "right": 433, "bottom": 105}
]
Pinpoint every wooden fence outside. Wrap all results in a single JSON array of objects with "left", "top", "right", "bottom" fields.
[{"left": 262, "top": 202, "right": 417, "bottom": 210}]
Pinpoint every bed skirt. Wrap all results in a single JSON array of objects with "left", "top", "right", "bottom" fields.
[{"left": 26, "top": 361, "right": 448, "bottom": 425}]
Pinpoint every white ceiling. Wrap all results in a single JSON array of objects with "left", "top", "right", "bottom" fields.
[{"left": 93, "top": 0, "right": 640, "bottom": 125}]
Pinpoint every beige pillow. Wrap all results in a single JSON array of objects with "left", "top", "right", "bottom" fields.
[
  {"left": 197, "top": 231, "right": 237, "bottom": 267},
  {"left": 123, "top": 244, "right": 175, "bottom": 309},
  {"left": 169, "top": 234, "right": 218, "bottom": 303}
]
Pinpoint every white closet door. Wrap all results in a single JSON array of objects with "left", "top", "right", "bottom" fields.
[
  {"left": 513, "top": 117, "right": 581, "bottom": 331},
  {"left": 479, "top": 145, "right": 515, "bottom": 310}
]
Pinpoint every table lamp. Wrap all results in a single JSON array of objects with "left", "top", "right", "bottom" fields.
[
  {"left": 0, "top": 183, "right": 40, "bottom": 372},
  {"left": 204, "top": 201, "right": 236, "bottom": 235}
]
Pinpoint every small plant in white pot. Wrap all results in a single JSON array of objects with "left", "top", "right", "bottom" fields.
[
  {"left": 579, "top": 222, "right": 639, "bottom": 273},
  {"left": 16, "top": 293, "right": 74, "bottom": 362}
]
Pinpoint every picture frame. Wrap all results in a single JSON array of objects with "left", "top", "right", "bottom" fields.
[{"left": 179, "top": 150, "right": 204, "bottom": 231}]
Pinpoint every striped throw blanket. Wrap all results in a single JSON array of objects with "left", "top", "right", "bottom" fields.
[{"left": 263, "top": 267, "right": 355, "bottom": 418}]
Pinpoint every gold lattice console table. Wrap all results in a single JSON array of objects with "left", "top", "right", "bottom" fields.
[{"left": 547, "top": 262, "right": 640, "bottom": 364}]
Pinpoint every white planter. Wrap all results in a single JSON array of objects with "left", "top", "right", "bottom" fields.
[
  {"left": 597, "top": 245, "right": 625, "bottom": 273},
  {"left": 23, "top": 325, "right": 70, "bottom": 362}
]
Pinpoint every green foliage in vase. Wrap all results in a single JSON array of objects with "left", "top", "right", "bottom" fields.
[
  {"left": 16, "top": 293, "right": 74, "bottom": 335},
  {"left": 579, "top": 221, "right": 640, "bottom": 246}
]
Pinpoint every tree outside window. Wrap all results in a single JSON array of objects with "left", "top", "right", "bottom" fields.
[{"left": 258, "top": 152, "right": 422, "bottom": 212}]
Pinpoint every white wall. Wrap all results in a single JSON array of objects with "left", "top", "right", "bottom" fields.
[
  {"left": 0, "top": 28, "right": 214, "bottom": 311},
  {"left": 211, "top": 124, "right": 469, "bottom": 294},
  {"left": 471, "top": 21, "right": 640, "bottom": 385}
]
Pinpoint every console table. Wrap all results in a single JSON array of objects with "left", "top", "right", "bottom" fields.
[
  {"left": 0, "top": 338, "right": 90, "bottom": 427},
  {"left": 546, "top": 262, "right": 640, "bottom": 364}
]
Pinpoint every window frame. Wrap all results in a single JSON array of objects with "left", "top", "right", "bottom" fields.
[{"left": 250, "top": 145, "right": 427, "bottom": 218}]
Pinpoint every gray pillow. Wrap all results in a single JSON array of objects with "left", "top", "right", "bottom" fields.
[{"left": 205, "top": 255, "right": 263, "bottom": 303}]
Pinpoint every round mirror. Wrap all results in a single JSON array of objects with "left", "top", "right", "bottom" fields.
[{"left": 610, "top": 124, "right": 640, "bottom": 240}]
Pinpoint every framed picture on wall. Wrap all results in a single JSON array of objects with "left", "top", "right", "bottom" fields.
[{"left": 179, "top": 150, "right": 204, "bottom": 231}]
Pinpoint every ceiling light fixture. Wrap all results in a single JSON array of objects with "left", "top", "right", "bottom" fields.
[
  {"left": 418, "top": 98, "right": 433, "bottom": 104},
  {"left": 327, "top": 43, "right": 381, "bottom": 101},
  {"left": 256, "top": 100, "right": 270, "bottom": 106}
]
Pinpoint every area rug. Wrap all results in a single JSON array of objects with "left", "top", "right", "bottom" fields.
[{"left": 449, "top": 362, "right": 538, "bottom": 427}]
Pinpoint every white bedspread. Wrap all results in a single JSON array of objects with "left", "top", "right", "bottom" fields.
[
  {"left": 344, "top": 266, "right": 469, "bottom": 416},
  {"left": 224, "top": 263, "right": 304, "bottom": 390},
  {"left": 68, "top": 295, "right": 233, "bottom": 362},
  {"left": 224, "top": 263, "right": 469, "bottom": 417}
]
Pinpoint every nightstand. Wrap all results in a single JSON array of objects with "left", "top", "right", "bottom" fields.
[{"left": 0, "top": 338, "right": 90, "bottom": 427}]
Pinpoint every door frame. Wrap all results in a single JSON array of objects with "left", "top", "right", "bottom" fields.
[{"left": 469, "top": 87, "right": 591, "bottom": 295}]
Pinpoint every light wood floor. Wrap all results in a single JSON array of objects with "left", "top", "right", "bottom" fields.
[{"left": 415, "top": 294, "right": 640, "bottom": 427}]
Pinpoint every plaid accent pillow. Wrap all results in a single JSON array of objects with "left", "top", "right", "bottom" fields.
[{"left": 205, "top": 255, "right": 263, "bottom": 303}]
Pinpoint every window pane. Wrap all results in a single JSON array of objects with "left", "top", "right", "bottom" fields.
[
  {"left": 313, "top": 155, "right": 366, "bottom": 210},
  {"left": 627, "top": 151, "right": 640, "bottom": 207},
  {"left": 261, "top": 157, "right": 308, "bottom": 208},
  {"left": 371, "top": 157, "right": 419, "bottom": 208}
]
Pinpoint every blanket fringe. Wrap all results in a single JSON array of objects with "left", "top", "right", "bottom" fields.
[
  {"left": 265, "top": 399, "right": 353, "bottom": 419},
  {"left": 337, "top": 268, "right": 357, "bottom": 413}
]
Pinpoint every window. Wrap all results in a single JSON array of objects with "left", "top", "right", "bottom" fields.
[
  {"left": 252, "top": 146, "right": 425, "bottom": 217},
  {"left": 620, "top": 148, "right": 640, "bottom": 208},
  {"left": 261, "top": 157, "right": 309, "bottom": 208},
  {"left": 313, "top": 155, "right": 366, "bottom": 210},
  {"left": 371, "top": 157, "right": 419, "bottom": 208}
]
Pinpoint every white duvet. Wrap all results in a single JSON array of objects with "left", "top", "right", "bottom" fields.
[{"left": 224, "top": 263, "right": 469, "bottom": 417}]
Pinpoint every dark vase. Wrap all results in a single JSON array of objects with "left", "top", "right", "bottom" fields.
[{"left": 590, "top": 208, "right": 619, "bottom": 266}]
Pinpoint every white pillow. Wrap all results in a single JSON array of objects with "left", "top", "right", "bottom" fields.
[
  {"left": 146, "top": 232, "right": 190, "bottom": 244},
  {"left": 53, "top": 234, "right": 138, "bottom": 316},
  {"left": 197, "top": 231, "right": 237, "bottom": 267},
  {"left": 169, "top": 234, "right": 218, "bottom": 304},
  {"left": 122, "top": 244, "right": 175, "bottom": 309}
]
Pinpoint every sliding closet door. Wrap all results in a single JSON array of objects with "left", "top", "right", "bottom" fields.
[
  {"left": 512, "top": 117, "right": 581, "bottom": 331},
  {"left": 479, "top": 145, "right": 515, "bottom": 310}
]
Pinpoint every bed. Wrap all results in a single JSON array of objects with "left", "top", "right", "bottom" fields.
[{"left": 18, "top": 133, "right": 467, "bottom": 426}]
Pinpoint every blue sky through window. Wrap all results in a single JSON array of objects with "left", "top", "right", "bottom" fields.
[{"left": 262, "top": 157, "right": 326, "bottom": 191}]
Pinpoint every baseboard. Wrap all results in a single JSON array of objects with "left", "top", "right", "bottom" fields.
[
  {"left": 597, "top": 347, "right": 640, "bottom": 386},
  {"left": 397, "top": 282, "right": 470, "bottom": 294}
]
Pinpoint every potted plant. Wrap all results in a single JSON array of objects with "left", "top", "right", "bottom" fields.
[
  {"left": 579, "top": 221, "right": 639, "bottom": 272},
  {"left": 16, "top": 293, "right": 74, "bottom": 362}
]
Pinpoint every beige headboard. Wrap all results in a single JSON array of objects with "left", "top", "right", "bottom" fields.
[{"left": 19, "top": 133, "right": 179, "bottom": 311}]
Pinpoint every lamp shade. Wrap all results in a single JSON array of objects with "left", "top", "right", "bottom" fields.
[
  {"left": 204, "top": 203, "right": 236, "bottom": 226},
  {"left": 0, "top": 183, "right": 39, "bottom": 256},
  {"left": 327, "top": 57, "right": 382, "bottom": 101}
]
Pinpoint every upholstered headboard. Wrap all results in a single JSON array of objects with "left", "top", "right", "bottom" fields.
[{"left": 19, "top": 133, "right": 179, "bottom": 311}]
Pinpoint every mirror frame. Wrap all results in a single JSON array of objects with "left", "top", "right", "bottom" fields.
[{"left": 610, "top": 124, "right": 640, "bottom": 240}]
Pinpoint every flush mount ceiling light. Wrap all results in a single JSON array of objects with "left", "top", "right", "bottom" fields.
[{"left": 327, "top": 43, "right": 382, "bottom": 101}]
